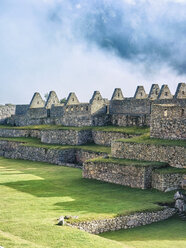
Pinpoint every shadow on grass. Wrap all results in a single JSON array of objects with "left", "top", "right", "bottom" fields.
[{"left": 0, "top": 158, "right": 176, "bottom": 217}]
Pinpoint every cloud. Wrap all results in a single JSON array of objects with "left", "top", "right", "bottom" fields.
[{"left": 0, "top": 0, "right": 185, "bottom": 104}]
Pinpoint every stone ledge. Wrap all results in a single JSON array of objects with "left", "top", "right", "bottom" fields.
[{"left": 67, "top": 208, "right": 176, "bottom": 234}]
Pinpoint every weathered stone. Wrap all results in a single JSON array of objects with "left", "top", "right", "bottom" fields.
[{"left": 67, "top": 208, "right": 176, "bottom": 234}]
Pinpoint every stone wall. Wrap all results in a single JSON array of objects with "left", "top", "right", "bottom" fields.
[
  {"left": 150, "top": 104, "right": 186, "bottom": 140},
  {"left": 0, "top": 128, "right": 41, "bottom": 138},
  {"left": 111, "top": 114, "right": 150, "bottom": 127},
  {"left": 92, "top": 130, "right": 136, "bottom": 146},
  {"left": 0, "top": 104, "right": 16, "bottom": 124},
  {"left": 83, "top": 161, "right": 165, "bottom": 189},
  {"left": 41, "top": 130, "right": 93, "bottom": 145},
  {"left": 68, "top": 208, "right": 176, "bottom": 234},
  {"left": 152, "top": 171, "right": 185, "bottom": 191},
  {"left": 109, "top": 99, "right": 151, "bottom": 115},
  {"left": 111, "top": 141, "right": 186, "bottom": 168},
  {"left": 75, "top": 150, "right": 108, "bottom": 165},
  {"left": 0, "top": 140, "right": 107, "bottom": 166}
]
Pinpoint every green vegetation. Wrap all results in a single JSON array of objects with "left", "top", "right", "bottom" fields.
[
  {"left": 0, "top": 137, "right": 111, "bottom": 153},
  {"left": 154, "top": 167, "right": 186, "bottom": 175},
  {"left": 86, "top": 157, "right": 168, "bottom": 168},
  {"left": 118, "top": 133, "right": 186, "bottom": 147},
  {"left": 100, "top": 215, "right": 186, "bottom": 248},
  {"left": 0, "top": 124, "right": 149, "bottom": 134},
  {"left": 0, "top": 157, "right": 178, "bottom": 248}
]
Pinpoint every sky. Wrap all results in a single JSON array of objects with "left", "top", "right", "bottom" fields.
[{"left": 0, "top": 0, "right": 186, "bottom": 104}]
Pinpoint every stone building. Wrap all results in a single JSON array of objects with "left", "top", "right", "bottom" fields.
[{"left": 0, "top": 83, "right": 185, "bottom": 135}]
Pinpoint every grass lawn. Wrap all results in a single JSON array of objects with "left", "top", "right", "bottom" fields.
[
  {"left": 0, "top": 157, "right": 179, "bottom": 248},
  {"left": 100, "top": 215, "right": 186, "bottom": 248},
  {"left": 118, "top": 133, "right": 186, "bottom": 147},
  {"left": 0, "top": 137, "right": 111, "bottom": 154},
  {"left": 0, "top": 124, "right": 149, "bottom": 135}
]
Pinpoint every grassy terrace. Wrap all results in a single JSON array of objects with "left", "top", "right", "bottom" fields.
[
  {"left": 0, "top": 157, "right": 181, "bottom": 248},
  {"left": 154, "top": 167, "right": 186, "bottom": 174},
  {"left": 86, "top": 157, "right": 168, "bottom": 168},
  {"left": 0, "top": 137, "right": 111, "bottom": 154},
  {"left": 0, "top": 124, "right": 150, "bottom": 135},
  {"left": 118, "top": 133, "right": 186, "bottom": 147}
]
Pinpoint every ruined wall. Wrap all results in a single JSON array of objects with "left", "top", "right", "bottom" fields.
[
  {"left": 0, "top": 104, "right": 16, "bottom": 124},
  {"left": 150, "top": 104, "right": 186, "bottom": 140},
  {"left": 109, "top": 99, "right": 151, "bottom": 115},
  {"left": 68, "top": 208, "right": 176, "bottom": 234},
  {"left": 152, "top": 171, "right": 185, "bottom": 191},
  {"left": 111, "top": 141, "right": 186, "bottom": 168},
  {"left": 83, "top": 161, "right": 159, "bottom": 189},
  {"left": 111, "top": 114, "right": 150, "bottom": 127}
]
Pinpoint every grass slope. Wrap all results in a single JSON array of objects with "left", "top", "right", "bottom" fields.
[{"left": 0, "top": 157, "right": 177, "bottom": 248}]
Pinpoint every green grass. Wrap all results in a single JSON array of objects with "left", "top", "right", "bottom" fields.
[
  {"left": 0, "top": 124, "right": 149, "bottom": 134},
  {"left": 154, "top": 167, "right": 186, "bottom": 175},
  {"left": 118, "top": 133, "right": 186, "bottom": 147},
  {"left": 100, "top": 215, "right": 186, "bottom": 248},
  {"left": 0, "top": 137, "right": 111, "bottom": 154},
  {"left": 86, "top": 157, "right": 168, "bottom": 168},
  {"left": 0, "top": 157, "right": 179, "bottom": 248}
]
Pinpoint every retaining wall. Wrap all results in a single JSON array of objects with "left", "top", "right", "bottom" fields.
[
  {"left": 92, "top": 131, "right": 136, "bottom": 146},
  {"left": 0, "top": 140, "right": 107, "bottom": 166},
  {"left": 68, "top": 208, "right": 176, "bottom": 234},
  {"left": 83, "top": 161, "right": 165, "bottom": 189},
  {"left": 152, "top": 171, "right": 185, "bottom": 191},
  {"left": 41, "top": 130, "right": 93, "bottom": 145},
  {"left": 111, "top": 141, "right": 186, "bottom": 168},
  {"left": 0, "top": 128, "right": 41, "bottom": 138}
]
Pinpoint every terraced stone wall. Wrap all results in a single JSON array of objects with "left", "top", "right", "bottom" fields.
[
  {"left": 0, "top": 129, "right": 41, "bottom": 138},
  {"left": 68, "top": 208, "right": 176, "bottom": 234},
  {"left": 152, "top": 171, "right": 185, "bottom": 191},
  {"left": 111, "top": 141, "right": 186, "bottom": 168},
  {"left": 0, "top": 140, "right": 107, "bottom": 166},
  {"left": 41, "top": 130, "right": 93, "bottom": 145},
  {"left": 92, "top": 130, "right": 136, "bottom": 146},
  {"left": 83, "top": 161, "right": 162, "bottom": 189}
]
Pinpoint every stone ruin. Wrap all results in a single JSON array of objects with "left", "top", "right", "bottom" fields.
[{"left": 0, "top": 83, "right": 185, "bottom": 140}]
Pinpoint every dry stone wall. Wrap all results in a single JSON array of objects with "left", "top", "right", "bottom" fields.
[
  {"left": 41, "top": 130, "right": 93, "bottom": 145},
  {"left": 111, "top": 114, "right": 150, "bottom": 127},
  {"left": 0, "top": 140, "right": 107, "bottom": 166},
  {"left": 92, "top": 130, "right": 137, "bottom": 146},
  {"left": 152, "top": 171, "right": 185, "bottom": 191},
  {"left": 83, "top": 161, "right": 166, "bottom": 189},
  {"left": 0, "top": 128, "right": 41, "bottom": 138},
  {"left": 111, "top": 141, "right": 186, "bottom": 168},
  {"left": 0, "top": 105, "right": 16, "bottom": 124},
  {"left": 68, "top": 208, "right": 176, "bottom": 234}
]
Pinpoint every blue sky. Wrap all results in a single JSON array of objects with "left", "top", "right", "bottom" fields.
[{"left": 0, "top": 0, "right": 186, "bottom": 104}]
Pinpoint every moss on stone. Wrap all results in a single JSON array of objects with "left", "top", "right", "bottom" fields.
[
  {"left": 118, "top": 133, "right": 186, "bottom": 147},
  {"left": 86, "top": 157, "right": 168, "bottom": 168},
  {"left": 154, "top": 167, "right": 186, "bottom": 175}
]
